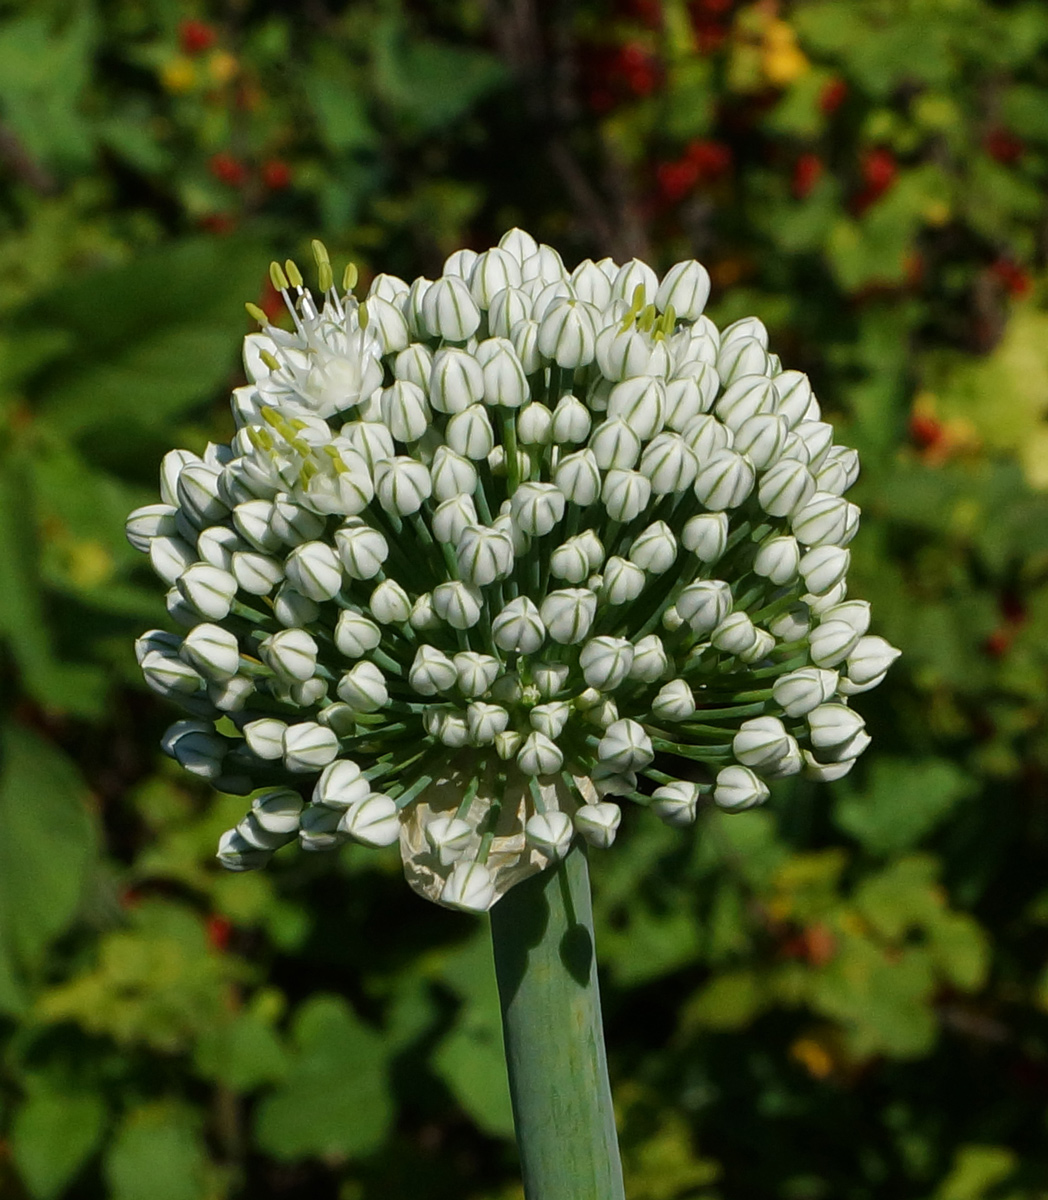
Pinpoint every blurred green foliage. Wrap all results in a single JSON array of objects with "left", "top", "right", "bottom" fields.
[{"left": 1, "top": 0, "right": 1048, "bottom": 1197}]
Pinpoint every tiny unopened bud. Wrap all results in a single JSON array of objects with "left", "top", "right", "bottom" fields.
[
  {"left": 540, "top": 589, "right": 597, "bottom": 645},
  {"left": 340, "top": 793, "right": 401, "bottom": 847},
  {"left": 370, "top": 579, "right": 412, "bottom": 624},
  {"left": 573, "top": 802, "right": 622, "bottom": 848},
  {"left": 518, "top": 731, "right": 564, "bottom": 776},
  {"left": 677, "top": 580, "right": 733, "bottom": 634},
  {"left": 772, "top": 667, "right": 838, "bottom": 717},
  {"left": 554, "top": 449, "right": 602, "bottom": 506},
  {"left": 421, "top": 274, "right": 482, "bottom": 342},
  {"left": 840, "top": 635, "right": 900, "bottom": 694},
  {"left": 693, "top": 449, "right": 754, "bottom": 511},
  {"left": 313, "top": 759, "right": 370, "bottom": 808},
  {"left": 260, "top": 628, "right": 319, "bottom": 683},
  {"left": 180, "top": 623, "right": 240, "bottom": 681},
  {"left": 283, "top": 721, "right": 339, "bottom": 772},
  {"left": 580, "top": 636, "right": 634, "bottom": 691},
  {"left": 714, "top": 765, "right": 770, "bottom": 811},
  {"left": 243, "top": 717, "right": 288, "bottom": 761},
  {"left": 441, "top": 860, "right": 496, "bottom": 912},
  {"left": 432, "top": 580, "right": 483, "bottom": 629},
  {"left": 337, "top": 661, "right": 389, "bottom": 712},
  {"left": 552, "top": 395, "right": 592, "bottom": 444},
  {"left": 493, "top": 596, "right": 546, "bottom": 653},
  {"left": 682, "top": 512, "right": 729, "bottom": 563},
  {"left": 651, "top": 780, "right": 702, "bottom": 826},
  {"left": 753, "top": 535, "right": 801, "bottom": 585},
  {"left": 285, "top": 541, "right": 343, "bottom": 602}
]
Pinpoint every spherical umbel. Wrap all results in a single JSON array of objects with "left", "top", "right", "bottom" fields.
[{"left": 129, "top": 230, "right": 895, "bottom": 914}]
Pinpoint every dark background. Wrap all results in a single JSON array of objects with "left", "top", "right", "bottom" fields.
[{"left": 2, "top": 1, "right": 1048, "bottom": 1197}]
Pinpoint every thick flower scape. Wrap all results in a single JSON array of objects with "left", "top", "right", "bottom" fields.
[{"left": 127, "top": 230, "right": 899, "bottom": 912}]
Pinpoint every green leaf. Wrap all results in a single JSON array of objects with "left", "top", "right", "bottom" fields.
[
  {"left": 0, "top": 722, "right": 97, "bottom": 1014},
  {"left": 254, "top": 994, "right": 392, "bottom": 1161},
  {"left": 305, "top": 56, "right": 377, "bottom": 153},
  {"left": 681, "top": 969, "right": 767, "bottom": 1032},
  {"left": 104, "top": 1104, "right": 207, "bottom": 1200},
  {"left": 194, "top": 1009, "right": 290, "bottom": 1092},
  {"left": 834, "top": 757, "right": 975, "bottom": 854},
  {"left": 935, "top": 1145, "right": 1018, "bottom": 1200},
  {"left": 11, "top": 1089, "right": 106, "bottom": 1200},
  {"left": 431, "top": 932, "right": 514, "bottom": 1138}
]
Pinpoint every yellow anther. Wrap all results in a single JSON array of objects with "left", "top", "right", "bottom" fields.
[
  {"left": 343, "top": 262, "right": 359, "bottom": 292},
  {"left": 247, "top": 426, "right": 273, "bottom": 452},
  {"left": 357, "top": 300, "right": 369, "bottom": 329},
  {"left": 269, "top": 261, "right": 289, "bottom": 291},
  {"left": 244, "top": 302, "right": 269, "bottom": 324},
  {"left": 637, "top": 303, "right": 657, "bottom": 333},
  {"left": 284, "top": 259, "right": 303, "bottom": 289},
  {"left": 318, "top": 261, "right": 334, "bottom": 292},
  {"left": 299, "top": 460, "right": 319, "bottom": 484},
  {"left": 290, "top": 437, "right": 310, "bottom": 456},
  {"left": 259, "top": 349, "right": 281, "bottom": 372},
  {"left": 629, "top": 283, "right": 647, "bottom": 315},
  {"left": 311, "top": 239, "right": 330, "bottom": 265},
  {"left": 261, "top": 405, "right": 293, "bottom": 437},
  {"left": 321, "top": 445, "right": 348, "bottom": 473}
]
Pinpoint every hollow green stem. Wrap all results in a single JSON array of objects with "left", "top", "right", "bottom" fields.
[{"left": 490, "top": 847, "right": 625, "bottom": 1200}]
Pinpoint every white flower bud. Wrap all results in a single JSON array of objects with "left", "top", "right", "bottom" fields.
[
  {"left": 517, "top": 731, "right": 564, "bottom": 776},
  {"left": 539, "top": 588, "right": 596, "bottom": 645},
  {"left": 795, "top": 420, "right": 835, "bottom": 470},
  {"left": 753, "top": 535, "right": 801, "bottom": 585},
  {"left": 566, "top": 258, "right": 609, "bottom": 306},
  {"left": 393, "top": 342, "right": 434, "bottom": 391},
  {"left": 717, "top": 336, "right": 770, "bottom": 385},
  {"left": 136, "top": 629, "right": 182, "bottom": 665},
  {"left": 602, "top": 556, "right": 646, "bottom": 605},
  {"left": 601, "top": 469, "right": 651, "bottom": 523},
  {"left": 517, "top": 402, "right": 554, "bottom": 445},
  {"left": 283, "top": 722, "right": 339, "bottom": 772},
  {"left": 441, "top": 860, "right": 496, "bottom": 912},
  {"left": 815, "top": 446, "right": 860, "bottom": 495},
  {"left": 768, "top": 604, "right": 810, "bottom": 643},
  {"left": 230, "top": 550, "right": 282, "bottom": 596},
  {"left": 840, "top": 635, "right": 900, "bottom": 694},
  {"left": 638, "top": 433, "right": 698, "bottom": 495},
  {"left": 454, "top": 524, "right": 513, "bottom": 586},
  {"left": 490, "top": 729, "right": 521, "bottom": 761},
  {"left": 510, "top": 482, "right": 566, "bottom": 536},
  {"left": 443, "top": 247, "right": 478, "bottom": 278},
  {"left": 283, "top": 540, "right": 341, "bottom": 602},
  {"left": 732, "top": 414, "right": 787, "bottom": 471},
  {"left": 330, "top": 611, "right": 378, "bottom": 660},
  {"left": 266, "top": 584, "right": 314, "bottom": 631},
  {"left": 425, "top": 814, "right": 474, "bottom": 866},
  {"left": 260, "top": 628, "right": 318, "bottom": 683},
  {"left": 509, "top": 318, "right": 541, "bottom": 373},
  {"left": 269, "top": 497, "right": 325, "bottom": 547},
  {"left": 772, "top": 667, "right": 838, "bottom": 717},
  {"left": 176, "top": 563, "right": 237, "bottom": 620},
  {"left": 427, "top": 449, "right": 475, "bottom": 505},
  {"left": 521, "top": 242, "right": 567, "bottom": 285},
  {"left": 681, "top": 512, "right": 729, "bottom": 562},
  {"left": 608, "top": 375, "right": 666, "bottom": 440},
  {"left": 313, "top": 759, "right": 371, "bottom": 808},
  {"left": 527, "top": 662, "right": 566, "bottom": 699},
  {"left": 126, "top": 503, "right": 179, "bottom": 552},
  {"left": 339, "top": 793, "right": 401, "bottom": 847},
  {"left": 337, "top": 661, "right": 389, "bottom": 712},
  {"left": 739, "top": 628, "right": 776, "bottom": 664},
  {"left": 597, "top": 718, "right": 654, "bottom": 771},
  {"left": 208, "top": 674, "right": 254, "bottom": 712},
  {"left": 217, "top": 827, "right": 273, "bottom": 871},
  {"left": 528, "top": 702, "right": 570, "bottom": 739},
  {"left": 628, "top": 634, "right": 668, "bottom": 682},
  {"left": 445, "top": 404, "right": 494, "bottom": 461},
  {"left": 580, "top": 636, "right": 634, "bottom": 691},
  {"left": 613, "top": 257, "right": 659, "bottom": 304},
  {"left": 161, "top": 719, "right": 226, "bottom": 778},
  {"left": 693, "top": 449, "right": 754, "bottom": 510},
  {"left": 369, "top": 272, "right": 409, "bottom": 303},
  {"left": 499, "top": 227, "right": 540, "bottom": 262},
  {"left": 573, "top": 802, "right": 621, "bottom": 848},
  {"left": 373, "top": 456, "right": 432, "bottom": 515},
  {"left": 525, "top": 811, "right": 574, "bottom": 860},
  {"left": 470, "top": 247, "right": 523, "bottom": 305},
  {"left": 595, "top": 324, "right": 653, "bottom": 382},
  {"left": 290, "top": 676, "right": 328, "bottom": 708},
  {"left": 792, "top": 492, "right": 854, "bottom": 546},
  {"left": 488, "top": 287, "right": 531, "bottom": 338},
  {"left": 655, "top": 259, "right": 711, "bottom": 320},
  {"left": 799, "top": 545, "right": 850, "bottom": 595},
  {"left": 178, "top": 623, "right": 240, "bottom": 681},
  {"left": 159, "top": 448, "right": 201, "bottom": 506},
  {"left": 652, "top": 678, "right": 695, "bottom": 721},
  {"left": 801, "top": 751, "right": 858, "bottom": 782},
  {"left": 431, "top": 495, "right": 478, "bottom": 546},
  {"left": 297, "top": 804, "right": 345, "bottom": 851},
  {"left": 331, "top": 522, "right": 387, "bottom": 581},
  {"left": 467, "top": 702, "right": 510, "bottom": 744},
  {"left": 251, "top": 789, "right": 304, "bottom": 836},
  {"left": 758, "top": 458, "right": 817, "bottom": 519},
  {"left": 551, "top": 394, "right": 592, "bottom": 444},
  {"left": 589, "top": 417, "right": 642, "bottom": 471},
  {"left": 681, "top": 412, "right": 732, "bottom": 462},
  {"left": 649, "top": 780, "right": 702, "bottom": 829},
  {"left": 808, "top": 618, "right": 862, "bottom": 667},
  {"left": 715, "top": 376, "right": 776, "bottom": 430},
  {"left": 428, "top": 347, "right": 484, "bottom": 415},
  {"left": 409, "top": 645, "right": 457, "bottom": 695},
  {"left": 821, "top": 600, "right": 871, "bottom": 637},
  {"left": 476, "top": 337, "right": 529, "bottom": 408},
  {"left": 243, "top": 717, "right": 288, "bottom": 760},
  {"left": 365, "top": 295, "right": 410, "bottom": 355},
  {"left": 493, "top": 596, "right": 546, "bottom": 653},
  {"left": 432, "top": 580, "right": 483, "bottom": 629},
  {"left": 663, "top": 377, "right": 709, "bottom": 434},
  {"left": 770, "top": 370, "right": 813, "bottom": 428},
  {"left": 628, "top": 522, "right": 677, "bottom": 574},
  {"left": 711, "top": 612, "right": 758, "bottom": 656},
  {"left": 454, "top": 651, "right": 500, "bottom": 697},
  {"left": 421, "top": 274, "right": 482, "bottom": 341},
  {"left": 732, "top": 716, "right": 793, "bottom": 770},
  {"left": 554, "top": 449, "right": 602, "bottom": 506},
  {"left": 369, "top": 578, "right": 412, "bottom": 624},
  {"left": 379, "top": 380, "right": 429, "bottom": 444},
  {"left": 808, "top": 703, "right": 867, "bottom": 760},
  {"left": 342, "top": 420, "right": 397, "bottom": 472},
  {"left": 536, "top": 298, "right": 598, "bottom": 368},
  {"left": 677, "top": 580, "right": 733, "bottom": 633},
  {"left": 149, "top": 535, "right": 196, "bottom": 585},
  {"left": 714, "top": 765, "right": 770, "bottom": 811}
]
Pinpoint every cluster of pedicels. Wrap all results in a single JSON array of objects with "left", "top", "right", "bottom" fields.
[{"left": 126, "top": 229, "right": 899, "bottom": 912}]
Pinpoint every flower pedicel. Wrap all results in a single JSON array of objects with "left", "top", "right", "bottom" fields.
[{"left": 128, "top": 230, "right": 899, "bottom": 912}]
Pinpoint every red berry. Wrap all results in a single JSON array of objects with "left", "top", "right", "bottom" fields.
[
  {"left": 262, "top": 159, "right": 292, "bottom": 190},
  {"left": 206, "top": 914, "right": 233, "bottom": 953},
  {"left": 985, "top": 127, "right": 1024, "bottom": 165},
  {"left": 990, "top": 258, "right": 1032, "bottom": 298},
  {"left": 209, "top": 151, "right": 247, "bottom": 187},
  {"left": 792, "top": 152, "right": 824, "bottom": 199},
  {"left": 657, "top": 158, "right": 700, "bottom": 202},
  {"left": 909, "top": 411, "right": 944, "bottom": 450},
  {"left": 179, "top": 19, "right": 217, "bottom": 55},
  {"left": 199, "top": 212, "right": 237, "bottom": 235},
  {"left": 861, "top": 147, "right": 896, "bottom": 194},
  {"left": 984, "top": 629, "right": 1012, "bottom": 658},
  {"left": 686, "top": 138, "right": 732, "bottom": 178},
  {"left": 819, "top": 77, "right": 848, "bottom": 115}
]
